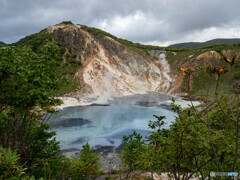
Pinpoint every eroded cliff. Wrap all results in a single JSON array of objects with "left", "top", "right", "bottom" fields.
[
  {"left": 47, "top": 24, "right": 173, "bottom": 102},
  {"left": 14, "top": 22, "right": 239, "bottom": 104}
]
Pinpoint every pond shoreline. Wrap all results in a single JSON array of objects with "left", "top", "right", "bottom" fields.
[
  {"left": 51, "top": 92, "right": 202, "bottom": 172},
  {"left": 55, "top": 92, "right": 202, "bottom": 110}
]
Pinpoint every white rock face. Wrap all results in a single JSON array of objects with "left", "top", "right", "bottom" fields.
[
  {"left": 55, "top": 97, "right": 91, "bottom": 109},
  {"left": 48, "top": 24, "right": 174, "bottom": 102},
  {"left": 82, "top": 42, "right": 170, "bottom": 100},
  {"left": 159, "top": 53, "right": 172, "bottom": 82},
  {"left": 148, "top": 50, "right": 173, "bottom": 90}
]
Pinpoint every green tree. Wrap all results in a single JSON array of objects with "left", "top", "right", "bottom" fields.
[
  {"left": 121, "top": 131, "right": 145, "bottom": 178},
  {"left": 69, "top": 142, "right": 102, "bottom": 180},
  {"left": 0, "top": 42, "right": 64, "bottom": 178}
]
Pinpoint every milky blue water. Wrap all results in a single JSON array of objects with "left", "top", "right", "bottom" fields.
[{"left": 47, "top": 93, "right": 195, "bottom": 151}]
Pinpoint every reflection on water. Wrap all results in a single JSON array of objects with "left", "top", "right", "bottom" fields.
[{"left": 47, "top": 93, "right": 199, "bottom": 152}]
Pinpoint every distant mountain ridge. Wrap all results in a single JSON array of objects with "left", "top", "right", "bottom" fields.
[
  {"left": 0, "top": 41, "right": 6, "bottom": 45},
  {"left": 169, "top": 38, "right": 240, "bottom": 49}
]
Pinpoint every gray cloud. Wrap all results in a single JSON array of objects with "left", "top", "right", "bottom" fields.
[{"left": 1, "top": 0, "right": 240, "bottom": 45}]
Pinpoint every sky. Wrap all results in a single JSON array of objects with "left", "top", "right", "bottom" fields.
[{"left": 1, "top": 0, "right": 240, "bottom": 46}]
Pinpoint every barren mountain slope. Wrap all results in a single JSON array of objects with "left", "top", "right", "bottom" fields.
[{"left": 47, "top": 24, "right": 173, "bottom": 101}]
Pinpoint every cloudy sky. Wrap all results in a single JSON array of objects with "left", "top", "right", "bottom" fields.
[{"left": 1, "top": 0, "right": 240, "bottom": 46}]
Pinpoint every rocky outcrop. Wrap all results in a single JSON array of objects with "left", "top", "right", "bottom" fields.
[
  {"left": 47, "top": 24, "right": 172, "bottom": 102},
  {"left": 46, "top": 23, "right": 235, "bottom": 102}
]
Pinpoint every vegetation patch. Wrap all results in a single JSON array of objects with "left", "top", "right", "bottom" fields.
[
  {"left": 12, "top": 30, "right": 83, "bottom": 96},
  {"left": 57, "top": 21, "right": 74, "bottom": 25},
  {"left": 12, "top": 30, "right": 53, "bottom": 52},
  {"left": 169, "top": 38, "right": 240, "bottom": 49}
]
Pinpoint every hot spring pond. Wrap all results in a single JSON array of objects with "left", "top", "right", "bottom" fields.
[{"left": 47, "top": 93, "right": 200, "bottom": 153}]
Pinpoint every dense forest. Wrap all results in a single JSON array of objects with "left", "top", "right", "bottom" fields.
[{"left": 1, "top": 23, "right": 240, "bottom": 179}]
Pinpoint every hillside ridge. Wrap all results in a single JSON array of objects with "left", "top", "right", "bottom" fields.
[{"left": 169, "top": 38, "right": 240, "bottom": 49}]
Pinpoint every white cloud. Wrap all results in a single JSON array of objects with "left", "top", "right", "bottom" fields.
[
  {"left": 179, "top": 26, "right": 240, "bottom": 43},
  {"left": 142, "top": 40, "right": 172, "bottom": 47},
  {"left": 96, "top": 11, "right": 166, "bottom": 42},
  {"left": 138, "top": 25, "right": 240, "bottom": 46}
]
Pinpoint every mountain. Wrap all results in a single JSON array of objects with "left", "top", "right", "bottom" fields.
[
  {"left": 13, "top": 22, "right": 174, "bottom": 103},
  {"left": 0, "top": 41, "right": 6, "bottom": 45},
  {"left": 12, "top": 22, "right": 240, "bottom": 101},
  {"left": 169, "top": 38, "right": 240, "bottom": 49}
]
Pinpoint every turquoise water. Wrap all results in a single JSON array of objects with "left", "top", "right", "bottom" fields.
[{"left": 47, "top": 93, "right": 197, "bottom": 151}]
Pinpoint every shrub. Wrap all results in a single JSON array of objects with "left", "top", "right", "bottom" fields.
[
  {"left": 0, "top": 147, "right": 27, "bottom": 179},
  {"left": 61, "top": 21, "right": 73, "bottom": 25},
  {"left": 68, "top": 143, "right": 102, "bottom": 180}
]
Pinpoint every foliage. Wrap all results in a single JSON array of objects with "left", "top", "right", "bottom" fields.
[
  {"left": 12, "top": 28, "right": 82, "bottom": 96},
  {"left": 177, "top": 53, "right": 240, "bottom": 97},
  {"left": 0, "top": 42, "right": 66, "bottom": 178},
  {"left": 57, "top": 21, "right": 74, "bottom": 25},
  {"left": 0, "top": 42, "right": 61, "bottom": 148},
  {"left": 26, "top": 124, "right": 66, "bottom": 179},
  {"left": 55, "top": 53, "right": 81, "bottom": 95},
  {"left": 68, "top": 143, "right": 102, "bottom": 180},
  {"left": 200, "top": 41, "right": 240, "bottom": 51},
  {"left": 233, "top": 70, "right": 240, "bottom": 79},
  {"left": 148, "top": 115, "right": 166, "bottom": 131},
  {"left": 121, "top": 131, "right": 145, "bottom": 171},
  {"left": 12, "top": 30, "right": 53, "bottom": 52},
  {"left": 121, "top": 99, "right": 239, "bottom": 179},
  {"left": 0, "top": 147, "right": 28, "bottom": 179},
  {"left": 165, "top": 45, "right": 240, "bottom": 98}
]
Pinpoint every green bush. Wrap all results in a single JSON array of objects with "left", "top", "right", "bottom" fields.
[
  {"left": 68, "top": 143, "right": 102, "bottom": 180},
  {"left": 121, "top": 131, "right": 145, "bottom": 173},
  {"left": 233, "top": 70, "right": 240, "bottom": 79},
  {"left": 0, "top": 42, "right": 66, "bottom": 179},
  {"left": 58, "top": 21, "right": 73, "bottom": 25},
  {"left": 12, "top": 31, "right": 53, "bottom": 52},
  {"left": 111, "top": 169, "right": 118, "bottom": 174},
  {"left": 0, "top": 147, "right": 27, "bottom": 179},
  {"left": 26, "top": 124, "right": 66, "bottom": 179}
]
